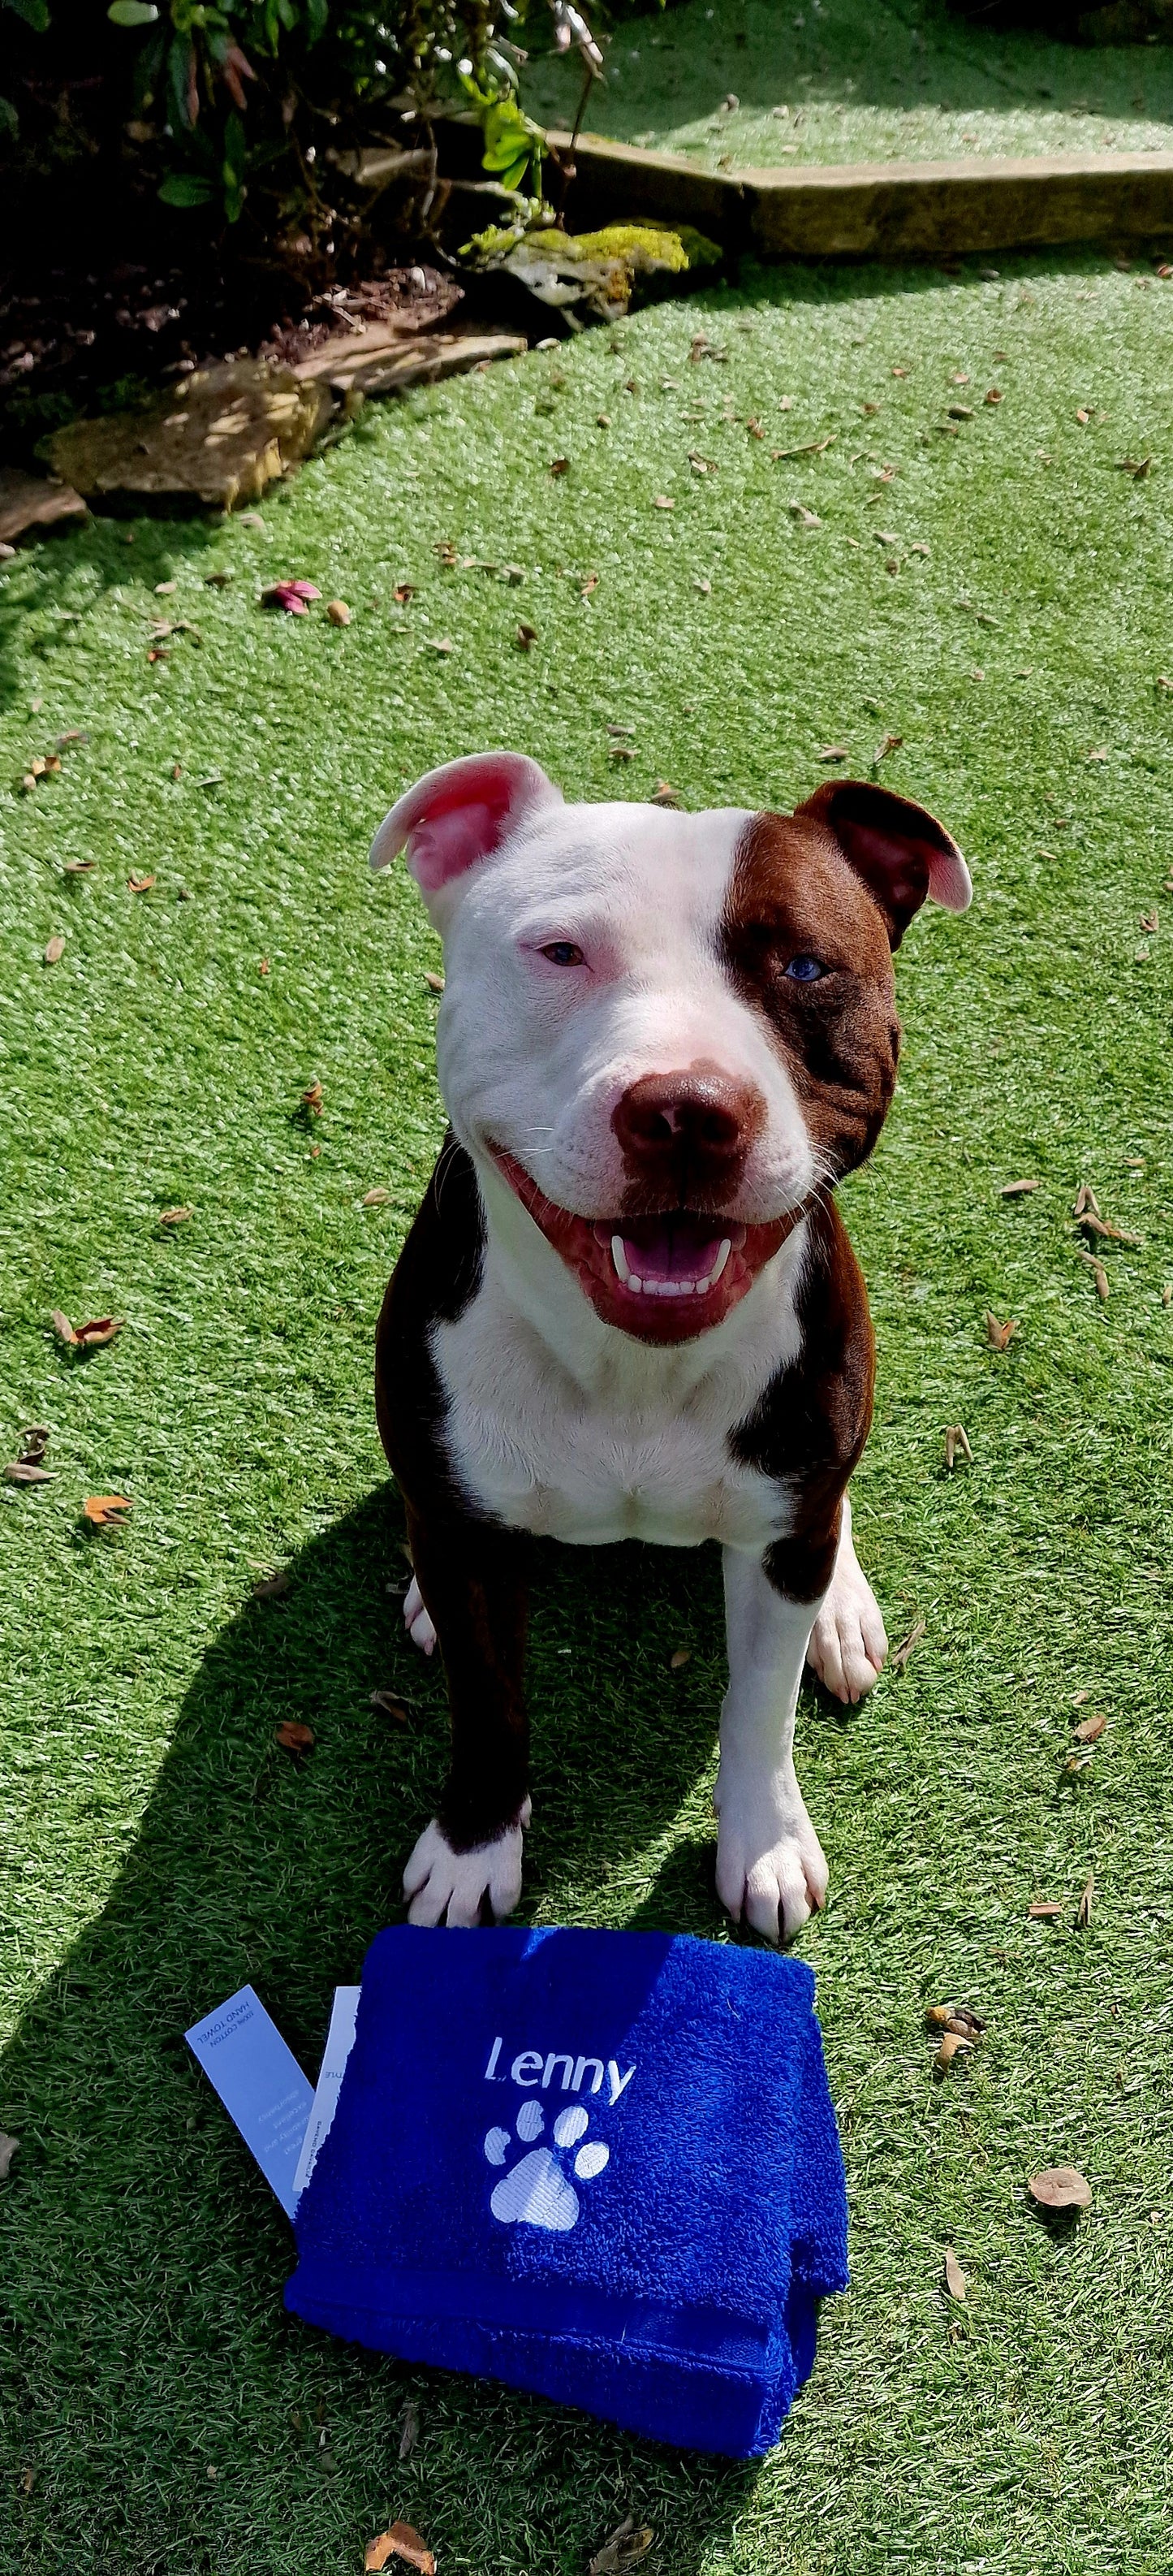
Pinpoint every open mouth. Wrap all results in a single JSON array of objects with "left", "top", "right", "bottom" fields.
[{"left": 491, "top": 1150, "right": 798, "bottom": 1343}]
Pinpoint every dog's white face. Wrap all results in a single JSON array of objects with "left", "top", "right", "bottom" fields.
[{"left": 372, "top": 753, "right": 970, "bottom": 1348}]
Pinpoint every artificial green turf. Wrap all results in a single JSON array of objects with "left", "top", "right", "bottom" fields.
[
  {"left": 527, "top": 0, "right": 1173, "bottom": 167},
  {"left": 2, "top": 249, "right": 1172, "bottom": 2575}
]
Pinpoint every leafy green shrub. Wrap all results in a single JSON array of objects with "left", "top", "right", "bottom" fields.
[{"left": 1, "top": 0, "right": 663, "bottom": 240}]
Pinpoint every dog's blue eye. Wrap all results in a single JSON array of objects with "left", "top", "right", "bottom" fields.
[
  {"left": 785, "top": 954, "right": 826, "bottom": 983},
  {"left": 541, "top": 941, "right": 583, "bottom": 966}
]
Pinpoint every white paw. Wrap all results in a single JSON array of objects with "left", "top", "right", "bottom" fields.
[
  {"left": 403, "top": 1803, "right": 531, "bottom": 1927},
  {"left": 484, "top": 2099, "right": 610, "bottom": 2231},
  {"left": 806, "top": 1559, "right": 887, "bottom": 1705},
  {"left": 403, "top": 1574, "right": 437, "bottom": 1656},
  {"left": 714, "top": 1772, "right": 828, "bottom": 1944}
]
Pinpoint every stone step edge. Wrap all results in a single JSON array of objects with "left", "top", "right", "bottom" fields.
[{"left": 550, "top": 130, "right": 1173, "bottom": 257}]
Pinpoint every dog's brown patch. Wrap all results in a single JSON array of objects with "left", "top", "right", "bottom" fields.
[{"left": 719, "top": 809, "right": 902, "bottom": 1180}]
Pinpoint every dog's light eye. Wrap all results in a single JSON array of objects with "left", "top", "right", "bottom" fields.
[
  {"left": 785, "top": 954, "right": 826, "bottom": 983},
  {"left": 541, "top": 941, "right": 584, "bottom": 966}
]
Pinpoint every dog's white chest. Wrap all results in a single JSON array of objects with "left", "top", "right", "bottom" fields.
[{"left": 431, "top": 1258, "right": 798, "bottom": 1550}]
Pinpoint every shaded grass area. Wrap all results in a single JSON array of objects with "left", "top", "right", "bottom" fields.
[
  {"left": 2, "top": 250, "right": 1172, "bottom": 2574},
  {"left": 529, "top": 0, "right": 1173, "bottom": 168}
]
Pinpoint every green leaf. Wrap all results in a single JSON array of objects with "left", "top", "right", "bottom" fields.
[
  {"left": 157, "top": 171, "right": 214, "bottom": 203},
  {"left": 3, "top": 0, "right": 50, "bottom": 30},
  {"left": 222, "top": 106, "right": 246, "bottom": 173},
  {"left": 108, "top": 2, "right": 160, "bottom": 22}
]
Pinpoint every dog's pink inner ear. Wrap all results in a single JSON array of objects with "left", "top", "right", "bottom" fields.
[
  {"left": 796, "top": 780, "right": 972, "bottom": 946},
  {"left": 370, "top": 752, "right": 561, "bottom": 893}
]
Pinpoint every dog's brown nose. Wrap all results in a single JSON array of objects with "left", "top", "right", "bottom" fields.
[{"left": 612, "top": 1068, "right": 763, "bottom": 1203}]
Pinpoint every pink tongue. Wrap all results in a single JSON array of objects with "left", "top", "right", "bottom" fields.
[{"left": 622, "top": 1219, "right": 723, "bottom": 1283}]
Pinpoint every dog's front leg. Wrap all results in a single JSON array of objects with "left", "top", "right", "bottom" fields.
[
  {"left": 714, "top": 1540, "right": 833, "bottom": 1944},
  {"left": 401, "top": 1505, "right": 531, "bottom": 1927}
]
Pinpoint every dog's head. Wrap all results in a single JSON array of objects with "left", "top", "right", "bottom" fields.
[{"left": 372, "top": 754, "right": 970, "bottom": 1346}]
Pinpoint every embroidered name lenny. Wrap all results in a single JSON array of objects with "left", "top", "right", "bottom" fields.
[{"left": 484, "top": 2036, "right": 636, "bottom": 2107}]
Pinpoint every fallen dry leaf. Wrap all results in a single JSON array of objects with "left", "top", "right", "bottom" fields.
[
  {"left": 127, "top": 873, "right": 156, "bottom": 894},
  {"left": 1077, "top": 1249, "right": 1110, "bottom": 1301},
  {"left": 302, "top": 1081, "right": 323, "bottom": 1113},
  {"left": 362, "top": 1186, "right": 392, "bottom": 1206},
  {"left": 74, "top": 1317, "right": 124, "bottom": 1348},
  {"left": 670, "top": 1647, "right": 692, "bottom": 1671},
  {"left": 515, "top": 622, "right": 538, "bottom": 649},
  {"left": 51, "top": 1309, "right": 76, "bottom": 1345},
  {"left": 984, "top": 387, "right": 1003, "bottom": 405},
  {"left": 927, "top": 2003, "right": 986, "bottom": 2037},
  {"left": 1140, "top": 907, "right": 1158, "bottom": 934},
  {"left": 371, "top": 1689, "right": 411, "bottom": 1723},
  {"left": 788, "top": 504, "right": 822, "bottom": 528},
  {"left": 589, "top": 2521, "right": 655, "bottom": 2576},
  {"left": 19, "top": 1426, "right": 49, "bottom": 1462},
  {"left": 1028, "top": 1900, "right": 1063, "bottom": 1919},
  {"left": 873, "top": 732, "right": 903, "bottom": 763},
  {"left": 0, "top": 2133, "right": 18, "bottom": 2181},
  {"left": 252, "top": 1569, "right": 291, "bottom": 1599},
  {"left": 423, "top": 970, "right": 445, "bottom": 993},
  {"left": 985, "top": 1312, "right": 1018, "bottom": 1351},
  {"left": 274, "top": 1720, "right": 315, "bottom": 1754},
  {"left": 1078, "top": 1211, "right": 1140, "bottom": 1244},
  {"left": 1076, "top": 1868, "right": 1094, "bottom": 1928},
  {"left": 1072, "top": 1182, "right": 1101, "bottom": 1218},
  {"left": 158, "top": 1206, "right": 192, "bottom": 1226},
  {"left": 774, "top": 434, "right": 837, "bottom": 459},
  {"left": 44, "top": 935, "right": 66, "bottom": 965},
  {"left": 1001, "top": 1178, "right": 1039, "bottom": 1198},
  {"left": 1074, "top": 1712, "right": 1106, "bottom": 1744},
  {"left": 1085, "top": 746, "right": 1110, "bottom": 763},
  {"left": 326, "top": 599, "right": 351, "bottom": 627},
  {"left": 398, "top": 2400, "right": 420, "bottom": 2461},
  {"left": 83, "top": 1494, "right": 132, "bottom": 1526},
  {"left": 943, "top": 2245, "right": 968, "bottom": 2301},
  {"left": 365, "top": 2524, "right": 436, "bottom": 2575},
  {"left": 64, "top": 859, "right": 95, "bottom": 874},
  {"left": 935, "top": 2031, "right": 975, "bottom": 2069},
  {"left": 652, "top": 495, "right": 674, "bottom": 510},
  {"left": 651, "top": 782, "right": 683, "bottom": 807},
  {"left": 1028, "top": 2166, "right": 1092, "bottom": 2211},
  {"left": 4, "top": 1461, "right": 54, "bottom": 1484},
  {"left": 890, "top": 1615, "right": 926, "bottom": 1674},
  {"left": 943, "top": 1424, "right": 972, "bottom": 1471},
  {"left": 550, "top": 458, "right": 571, "bottom": 478},
  {"left": 1117, "top": 456, "right": 1152, "bottom": 478},
  {"left": 818, "top": 745, "right": 849, "bottom": 763}
]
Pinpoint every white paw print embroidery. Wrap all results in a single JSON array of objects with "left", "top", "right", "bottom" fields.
[{"left": 484, "top": 2099, "right": 610, "bottom": 2231}]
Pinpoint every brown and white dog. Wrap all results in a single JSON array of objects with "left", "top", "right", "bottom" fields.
[{"left": 372, "top": 754, "right": 971, "bottom": 1943}]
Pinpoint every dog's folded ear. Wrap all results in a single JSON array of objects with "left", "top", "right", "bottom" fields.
[
  {"left": 795, "top": 780, "right": 972, "bottom": 948},
  {"left": 369, "top": 753, "right": 563, "bottom": 905}
]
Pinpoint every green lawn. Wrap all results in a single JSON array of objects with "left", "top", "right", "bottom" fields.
[
  {"left": 528, "top": 0, "right": 1173, "bottom": 167},
  {"left": 2, "top": 249, "right": 1171, "bottom": 2576}
]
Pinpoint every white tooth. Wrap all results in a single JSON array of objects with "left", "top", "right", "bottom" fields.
[
  {"left": 710, "top": 1238, "right": 731, "bottom": 1284},
  {"left": 627, "top": 1274, "right": 643, "bottom": 1293},
  {"left": 610, "top": 1234, "right": 631, "bottom": 1284}
]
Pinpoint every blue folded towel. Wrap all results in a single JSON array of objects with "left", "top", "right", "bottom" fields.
[{"left": 285, "top": 1926, "right": 847, "bottom": 2457}]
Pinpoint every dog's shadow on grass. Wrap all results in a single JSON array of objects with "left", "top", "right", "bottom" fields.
[{"left": 1, "top": 1485, "right": 770, "bottom": 2574}]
